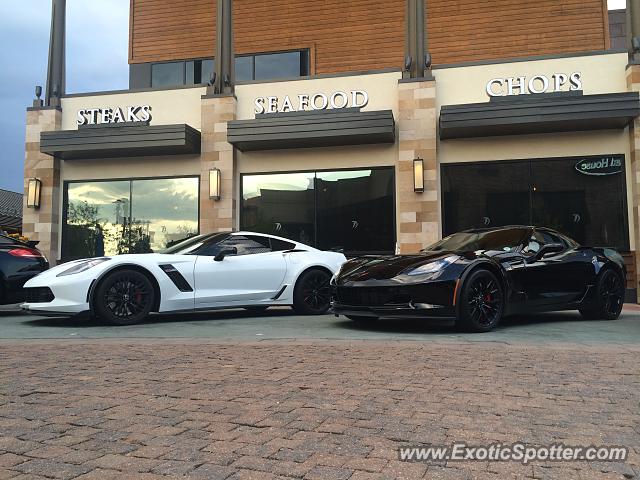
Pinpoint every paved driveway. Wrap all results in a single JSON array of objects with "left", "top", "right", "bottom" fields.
[
  {"left": 1, "top": 306, "right": 640, "bottom": 345},
  {"left": 1, "top": 307, "right": 639, "bottom": 479}
]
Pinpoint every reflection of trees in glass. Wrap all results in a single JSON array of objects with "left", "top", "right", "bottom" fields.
[
  {"left": 64, "top": 201, "right": 102, "bottom": 260},
  {"left": 165, "top": 225, "right": 199, "bottom": 249}
]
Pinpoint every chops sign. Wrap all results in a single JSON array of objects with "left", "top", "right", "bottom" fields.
[
  {"left": 254, "top": 90, "right": 369, "bottom": 114},
  {"left": 486, "top": 73, "right": 582, "bottom": 97},
  {"left": 575, "top": 156, "right": 623, "bottom": 176},
  {"left": 77, "top": 106, "right": 152, "bottom": 126}
]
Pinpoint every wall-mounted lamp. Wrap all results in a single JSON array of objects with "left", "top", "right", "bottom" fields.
[
  {"left": 26, "top": 178, "right": 42, "bottom": 209},
  {"left": 209, "top": 168, "right": 221, "bottom": 200},
  {"left": 413, "top": 158, "right": 424, "bottom": 193}
]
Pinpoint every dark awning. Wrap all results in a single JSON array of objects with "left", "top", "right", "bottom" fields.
[
  {"left": 40, "top": 123, "right": 201, "bottom": 160},
  {"left": 439, "top": 92, "right": 640, "bottom": 140},
  {"left": 227, "top": 108, "right": 395, "bottom": 151}
]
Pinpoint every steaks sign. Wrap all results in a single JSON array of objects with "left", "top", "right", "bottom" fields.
[{"left": 575, "top": 156, "right": 623, "bottom": 176}]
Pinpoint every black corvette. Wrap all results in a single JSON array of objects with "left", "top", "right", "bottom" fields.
[{"left": 331, "top": 226, "right": 626, "bottom": 332}]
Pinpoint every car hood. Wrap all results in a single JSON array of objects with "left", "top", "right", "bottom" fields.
[{"left": 338, "top": 251, "right": 460, "bottom": 282}]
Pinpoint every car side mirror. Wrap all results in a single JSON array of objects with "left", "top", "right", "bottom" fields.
[
  {"left": 214, "top": 247, "right": 237, "bottom": 262},
  {"left": 527, "top": 243, "right": 564, "bottom": 263}
]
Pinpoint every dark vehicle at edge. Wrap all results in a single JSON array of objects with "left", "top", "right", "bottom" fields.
[
  {"left": 0, "top": 234, "right": 49, "bottom": 305},
  {"left": 331, "top": 226, "right": 626, "bottom": 332}
]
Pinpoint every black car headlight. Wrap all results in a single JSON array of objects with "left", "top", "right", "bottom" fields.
[
  {"left": 406, "top": 256, "right": 459, "bottom": 276},
  {"left": 57, "top": 258, "right": 111, "bottom": 277}
]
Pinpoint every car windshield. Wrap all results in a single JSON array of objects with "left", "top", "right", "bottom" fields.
[
  {"left": 425, "top": 228, "right": 530, "bottom": 253},
  {"left": 161, "top": 233, "right": 230, "bottom": 255}
]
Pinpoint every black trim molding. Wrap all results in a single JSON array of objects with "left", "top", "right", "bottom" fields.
[
  {"left": 439, "top": 92, "right": 640, "bottom": 140},
  {"left": 41, "top": 124, "right": 201, "bottom": 160},
  {"left": 228, "top": 109, "right": 395, "bottom": 151}
]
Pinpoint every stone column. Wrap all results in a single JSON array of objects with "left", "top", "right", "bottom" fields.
[
  {"left": 626, "top": 65, "right": 640, "bottom": 300},
  {"left": 396, "top": 78, "right": 438, "bottom": 254},
  {"left": 199, "top": 94, "right": 237, "bottom": 233},
  {"left": 23, "top": 107, "right": 62, "bottom": 264}
]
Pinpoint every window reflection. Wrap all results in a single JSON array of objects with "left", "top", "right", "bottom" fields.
[
  {"left": 242, "top": 173, "right": 315, "bottom": 246},
  {"left": 131, "top": 178, "right": 199, "bottom": 253},
  {"left": 241, "top": 168, "right": 395, "bottom": 255},
  {"left": 442, "top": 158, "right": 629, "bottom": 250},
  {"left": 151, "top": 62, "right": 184, "bottom": 87},
  {"left": 63, "top": 177, "right": 199, "bottom": 261},
  {"left": 255, "top": 51, "right": 304, "bottom": 80},
  {"left": 316, "top": 170, "right": 394, "bottom": 254}
]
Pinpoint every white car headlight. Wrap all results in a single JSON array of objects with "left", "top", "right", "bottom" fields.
[
  {"left": 406, "top": 256, "right": 459, "bottom": 276},
  {"left": 57, "top": 258, "right": 111, "bottom": 277}
]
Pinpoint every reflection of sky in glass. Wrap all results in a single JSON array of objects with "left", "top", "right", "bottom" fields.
[
  {"left": 317, "top": 170, "right": 372, "bottom": 182},
  {"left": 243, "top": 173, "right": 314, "bottom": 200},
  {"left": 132, "top": 178, "right": 199, "bottom": 251},
  {"left": 65, "top": 178, "right": 199, "bottom": 255}
]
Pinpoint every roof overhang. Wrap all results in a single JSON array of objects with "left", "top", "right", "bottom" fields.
[
  {"left": 40, "top": 123, "right": 201, "bottom": 160},
  {"left": 439, "top": 92, "right": 640, "bottom": 140},
  {"left": 227, "top": 108, "right": 396, "bottom": 152}
]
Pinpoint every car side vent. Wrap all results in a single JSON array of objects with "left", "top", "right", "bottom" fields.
[{"left": 159, "top": 264, "right": 193, "bottom": 292}]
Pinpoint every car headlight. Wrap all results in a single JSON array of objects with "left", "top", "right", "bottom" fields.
[
  {"left": 406, "top": 256, "right": 458, "bottom": 276},
  {"left": 57, "top": 258, "right": 111, "bottom": 277}
]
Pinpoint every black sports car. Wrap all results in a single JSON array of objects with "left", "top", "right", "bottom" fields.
[
  {"left": 0, "top": 234, "right": 49, "bottom": 305},
  {"left": 331, "top": 226, "right": 626, "bottom": 332}
]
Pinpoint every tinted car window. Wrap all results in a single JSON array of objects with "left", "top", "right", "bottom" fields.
[
  {"left": 197, "top": 235, "right": 271, "bottom": 257},
  {"left": 426, "top": 228, "right": 529, "bottom": 253},
  {"left": 523, "top": 230, "right": 566, "bottom": 254},
  {"left": 163, "top": 233, "right": 229, "bottom": 255},
  {"left": 271, "top": 238, "right": 296, "bottom": 251}
]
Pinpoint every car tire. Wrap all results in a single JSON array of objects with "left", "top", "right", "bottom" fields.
[
  {"left": 345, "top": 315, "right": 378, "bottom": 323},
  {"left": 94, "top": 269, "right": 155, "bottom": 326},
  {"left": 579, "top": 269, "right": 624, "bottom": 321},
  {"left": 457, "top": 268, "right": 504, "bottom": 333},
  {"left": 293, "top": 269, "right": 332, "bottom": 315}
]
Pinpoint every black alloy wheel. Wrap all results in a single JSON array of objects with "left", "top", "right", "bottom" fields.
[
  {"left": 293, "top": 269, "right": 332, "bottom": 315},
  {"left": 95, "top": 269, "right": 155, "bottom": 325},
  {"left": 458, "top": 269, "right": 504, "bottom": 332},
  {"left": 579, "top": 269, "right": 624, "bottom": 321}
]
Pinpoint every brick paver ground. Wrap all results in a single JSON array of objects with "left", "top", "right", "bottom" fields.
[{"left": 0, "top": 340, "right": 639, "bottom": 479}]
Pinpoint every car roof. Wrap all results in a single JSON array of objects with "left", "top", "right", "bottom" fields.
[
  {"left": 231, "top": 231, "right": 315, "bottom": 250},
  {"left": 461, "top": 225, "right": 535, "bottom": 234}
]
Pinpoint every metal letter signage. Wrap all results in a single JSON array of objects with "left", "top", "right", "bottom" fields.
[
  {"left": 254, "top": 90, "right": 368, "bottom": 115},
  {"left": 76, "top": 105, "right": 152, "bottom": 126},
  {"left": 575, "top": 155, "right": 623, "bottom": 176},
  {"left": 486, "top": 73, "right": 582, "bottom": 97}
]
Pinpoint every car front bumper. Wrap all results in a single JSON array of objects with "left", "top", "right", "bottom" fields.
[{"left": 331, "top": 281, "right": 457, "bottom": 320}]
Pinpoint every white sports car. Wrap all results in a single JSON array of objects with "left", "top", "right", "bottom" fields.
[{"left": 21, "top": 232, "right": 346, "bottom": 325}]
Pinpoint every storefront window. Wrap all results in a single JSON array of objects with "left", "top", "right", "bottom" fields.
[
  {"left": 241, "top": 168, "right": 395, "bottom": 255},
  {"left": 441, "top": 156, "right": 629, "bottom": 250},
  {"left": 62, "top": 177, "right": 199, "bottom": 261}
]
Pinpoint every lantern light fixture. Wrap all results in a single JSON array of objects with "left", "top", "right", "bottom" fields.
[
  {"left": 413, "top": 158, "right": 424, "bottom": 193},
  {"left": 209, "top": 168, "right": 221, "bottom": 200},
  {"left": 26, "top": 178, "right": 42, "bottom": 209}
]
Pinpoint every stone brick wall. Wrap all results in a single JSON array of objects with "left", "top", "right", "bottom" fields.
[
  {"left": 200, "top": 95, "right": 237, "bottom": 233},
  {"left": 396, "top": 79, "right": 438, "bottom": 254},
  {"left": 22, "top": 107, "right": 61, "bottom": 264},
  {"left": 626, "top": 65, "right": 640, "bottom": 301}
]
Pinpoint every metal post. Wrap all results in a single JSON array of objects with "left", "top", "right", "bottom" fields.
[
  {"left": 45, "top": 0, "right": 66, "bottom": 107},
  {"left": 213, "top": 0, "right": 234, "bottom": 94},
  {"left": 629, "top": 0, "right": 640, "bottom": 64},
  {"left": 405, "top": 0, "right": 431, "bottom": 78}
]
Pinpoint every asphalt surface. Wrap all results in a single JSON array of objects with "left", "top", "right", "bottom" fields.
[{"left": 1, "top": 304, "right": 639, "bottom": 344}]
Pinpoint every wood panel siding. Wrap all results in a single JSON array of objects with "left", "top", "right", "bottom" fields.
[{"left": 129, "top": 0, "right": 609, "bottom": 73}]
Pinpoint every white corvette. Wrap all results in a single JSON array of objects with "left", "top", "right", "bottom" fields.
[{"left": 21, "top": 232, "right": 346, "bottom": 325}]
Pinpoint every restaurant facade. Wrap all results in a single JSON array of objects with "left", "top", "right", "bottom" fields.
[{"left": 24, "top": 0, "right": 640, "bottom": 301}]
